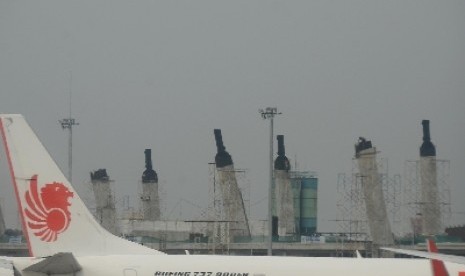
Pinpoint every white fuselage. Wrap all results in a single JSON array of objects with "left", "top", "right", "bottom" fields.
[{"left": 7, "top": 254, "right": 464, "bottom": 276}]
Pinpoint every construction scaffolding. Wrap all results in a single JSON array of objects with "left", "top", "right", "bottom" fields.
[
  {"left": 337, "top": 157, "right": 401, "bottom": 256},
  {"left": 90, "top": 169, "right": 120, "bottom": 235},
  {"left": 402, "top": 159, "right": 451, "bottom": 236},
  {"left": 274, "top": 135, "right": 295, "bottom": 238},
  {"left": 140, "top": 149, "right": 161, "bottom": 221},
  {"left": 208, "top": 163, "right": 251, "bottom": 253},
  {"left": 336, "top": 171, "right": 368, "bottom": 242}
]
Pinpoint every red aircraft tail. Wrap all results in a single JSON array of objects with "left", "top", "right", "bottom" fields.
[{"left": 428, "top": 239, "right": 449, "bottom": 276}]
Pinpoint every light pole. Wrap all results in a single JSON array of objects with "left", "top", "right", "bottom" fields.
[
  {"left": 259, "top": 107, "right": 281, "bottom": 256},
  {"left": 59, "top": 118, "right": 79, "bottom": 183},
  {"left": 59, "top": 72, "right": 79, "bottom": 183}
]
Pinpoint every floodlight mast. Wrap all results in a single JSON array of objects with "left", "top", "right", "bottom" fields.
[
  {"left": 59, "top": 73, "right": 79, "bottom": 184},
  {"left": 59, "top": 118, "right": 79, "bottom": 184},
  {"left": 259, "top": 107, "right": 281, "bottom": 256}
]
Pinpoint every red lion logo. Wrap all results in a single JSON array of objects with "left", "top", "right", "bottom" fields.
[{"left": 24, "top": 175, "right": 74, "bottom": 242}]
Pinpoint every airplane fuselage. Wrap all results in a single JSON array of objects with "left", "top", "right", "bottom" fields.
[{"left": 7, "top": 254, "right": 463, "bottom": 276}]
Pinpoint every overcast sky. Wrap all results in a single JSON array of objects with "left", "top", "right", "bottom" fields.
[{"left": 0, "top": 1, "right": 464, "bottom": 233}]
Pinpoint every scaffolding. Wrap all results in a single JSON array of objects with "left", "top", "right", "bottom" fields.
[
  {"left": 139, "top": 180, "right": 160, "bottom": 221},
  {"left": 140, "top": 149, "right": 161, "bottom": 221},
  {"left": 337, "top": 158, "right": 401, "bottom": 256},
  {"left": 82, "top": 180, "right": 98, "bottom": 218},
  {"left": 207, "top": 163, "right": 250, "bottom": 253},
  {"left": 378, "top": 160, "right": 402, "bottom": 236},
  {"left": 90, "top": 170, "right": 120, "bottom": 235},
  {"left": 157, "top": 180, "right": 167, "bottom": 221},
  {"left": 402, "top": 159, "right": 451, "bottom": 236},
  {"left": 336, "top": 171, "right": 368, "bottom": 242}
]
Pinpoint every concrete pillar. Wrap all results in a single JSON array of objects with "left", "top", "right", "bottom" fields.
[
  {"left": 90, "top": 169, "right": 119, "bottom": 235},
  {"left": 274, "top": 135, "right": 295, "bottom": 237},
  {"left": 141, "top": 149, "right": 160, "bottom": 221},
  {"left": 420, "top": 120, "right": 441, "bottom": 235},
  {"left": 355, "top": 138, "right": 393, "bottom": 252},
  {"left": 214, "top": 129, "right": 251, "bottom": 241}
]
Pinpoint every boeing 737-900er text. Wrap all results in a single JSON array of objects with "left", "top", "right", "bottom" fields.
[{"left": 0, "top": 114, "right": 464, "bottom": 276}]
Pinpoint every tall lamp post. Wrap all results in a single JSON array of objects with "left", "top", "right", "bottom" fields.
[
  {"left": 59, "top": 118, "right": 79, "bottom": 183},
  {"left": 259, "top": 107, "right": 281, "bottom": 256},
  {"left": 59, "top": 72, "right": 79, "bottom": 183}
]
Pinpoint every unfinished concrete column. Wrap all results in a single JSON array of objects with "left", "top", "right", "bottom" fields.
[
  {"left": 141, "top": 149, "right": 160, "bottom": 221},
  {"left": 420, "top": 120, "right": 441, "bottom": 235},
  {"left": 90, "top": 169, "right": 119, "bottom": 235},
  {"left": 274, "top": 135, "right": 295, "bottom": 237},
  {"left": 214, "top": 129, "right": 251, "bottom": 241},
  {"left": 355, "top": 138, "right": 393, "bottom": 252}
]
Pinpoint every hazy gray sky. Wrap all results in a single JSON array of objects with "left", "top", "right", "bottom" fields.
[{"left": 1, "top": 1, "right": 464, "bottom": 232}]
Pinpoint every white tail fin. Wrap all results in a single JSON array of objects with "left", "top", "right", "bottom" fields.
[{"left": 0, "top": 114, "right": 163, "bottom": 257}]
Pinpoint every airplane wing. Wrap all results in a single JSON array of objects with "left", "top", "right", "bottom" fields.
[
  {"left": 0, "top": 258, "right": 14, "bottom": 276},
  {"left": 23, "top": 252, "right": 82, "bottom": 274},
  {"left": 381, "top": 247, "right": 465, "bottom": 266}
]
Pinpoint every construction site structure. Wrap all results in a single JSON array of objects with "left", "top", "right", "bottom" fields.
[
  {"left": 208, "top": 162, "right": 251, "bottom": 253},
  {"left": 90, "top": 169, "right": 119, "bottom": 235},
  {"left": 141, "top": 149, "right": 161, "bottom": 221},
  {"left": 207, "top": 162, "right": 223, "bottom": 252},
  {"left": 402, "top": 121, "right": 450, "bottom": 237},
  {"left": 337, "top": 171, "right": 369, "bottom": 242},
  {"left": 353, "top": 138, "right": 394, "bottom": 255},
  {"left": 403, "top": 159, "right": 451, "bottom": 237},
  {"left": 419, "top": 120, "right": 441, "bottom": 235},
  {"left": 213, "top": 129, "right": 251, "bottom": 242},
  {"left": 273, "top": 135, "right": 295, "bottom": 238}
]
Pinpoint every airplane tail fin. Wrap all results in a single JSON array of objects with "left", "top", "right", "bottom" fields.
[
  {"left": 0, "top": 114, "right": 164, "bottom": 257},
  {"left": 427, "top": 239, "right": 449, "bottom": 276}
]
